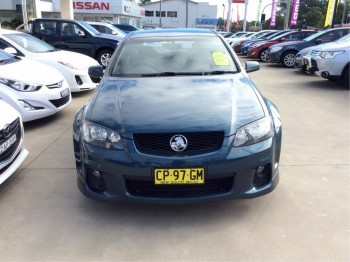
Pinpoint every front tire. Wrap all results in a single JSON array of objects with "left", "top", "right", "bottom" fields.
[
  {"left": 281, "top": 51, "right": 297, "bottom": 68},
  {"left": 97, "top": 49, "right": 113, "bottom": 67},
  {"left": 259, "top": 48, "right": 268, "bottom": 62}
]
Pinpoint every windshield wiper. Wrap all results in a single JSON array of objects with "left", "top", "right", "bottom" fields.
[
  {"left": 140, "top": 72, "right": 218, "bottom": 77},
  {"left": 202, "top": 71, "right": 237, "bottom": 75}
]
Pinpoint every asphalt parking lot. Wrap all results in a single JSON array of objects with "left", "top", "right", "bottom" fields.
[{"left": 0, "top": 58, "right": 349, "bottom": 261}]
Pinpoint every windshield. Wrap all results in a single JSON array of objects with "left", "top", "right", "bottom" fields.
[
  {"left": 79, "top": 21, "right": 101, "bottom": 35},
  {"left": 0, "top": 50, "right": 17, "bottom": 65},
  {"left": 338, "top": 34, "right": 350, "bottom": 41},
  {"left": 265, "top": 30, "right": 287, "bottom": 40},
  {"left": 5, "top": 33, "right": 56, "bottom": 53},
  {"left": 111, "top": 36, "right": 238, "bottom": 77}
]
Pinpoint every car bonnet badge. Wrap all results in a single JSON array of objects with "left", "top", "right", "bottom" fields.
[
  {"left": 3, "top": 124, "right": 11, "bottom": 138},
  {"left": 170, "top": 135, "right": 188, "bottom": 152}
]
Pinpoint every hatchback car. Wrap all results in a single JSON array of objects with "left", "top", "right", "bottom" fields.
[
  {"left": 0, "top": 29, "right": 100, "bottom": 92},
  {"left": 73, "top": 29, "right": 282, "bottom": 203},
  {"left": 0, "top": 50, "right": 71, "bottom": 122},
  {"left": 0, "top": 100, "right": 28, "bottom": 185},
  {"left": 267, "top": 27, "right": 350, "bottom": 67}
]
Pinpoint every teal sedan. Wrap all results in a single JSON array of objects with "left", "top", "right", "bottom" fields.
[{"left": 73, "top": 29, "right": 282, "bottom": 203}]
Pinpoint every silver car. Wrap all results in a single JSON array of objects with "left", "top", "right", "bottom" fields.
[{"left": 301, "top": 34, "right": 350, "bottom": 86}]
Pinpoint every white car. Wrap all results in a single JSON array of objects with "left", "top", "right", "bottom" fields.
[
  {"left": 0, "top": 29, "right": 100, "bottom": 92},
  {"left": 0, "top": 100, "right": 28, "bottom": 185},
  {"left": 0, "top": 50, "right": 71, "bottom": 122},
  {"left": 301, "top": 34, "right": 350, "bottom": 86},
  {"left": 87, "top": 21, "right": 126, "bottom": 37}
]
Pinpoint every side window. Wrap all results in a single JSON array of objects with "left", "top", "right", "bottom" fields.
[
  {"left": 284, "top": 33, "right": 298, "bottom": 40},
  {"left": 35, "top": 21, "right": 57, "bottom": 35},
  {"left": 304, "top": 32, "right": 316, "bottom": 38},
  {"left": 61, "top": 22, "right": 84, "bottom": 37}
]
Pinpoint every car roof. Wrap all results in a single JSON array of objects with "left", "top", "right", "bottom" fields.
[{"left": 127, "top": 28, "right": 218, "bottom": 38}]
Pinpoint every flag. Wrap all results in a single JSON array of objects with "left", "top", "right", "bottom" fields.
[
  {"left": 324, "top": 0, "right": 336, "bottom": 27},
  {"left": 270, "top": 0, "right": 277, "bottom": 27},
  {"left": 290, "top": 0, "right": 301, "bottom": 26}
]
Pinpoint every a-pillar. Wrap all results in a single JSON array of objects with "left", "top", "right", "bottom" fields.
[{"left": 60, "top": 0, "right": 74, "bottom": 19}]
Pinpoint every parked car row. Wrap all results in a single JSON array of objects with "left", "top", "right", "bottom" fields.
[
  {"left": 0, "top": 19, "right": 142, "bottom": 186},
  {"left": 234, "top": 27, "right": 350, "bottom": 85}
]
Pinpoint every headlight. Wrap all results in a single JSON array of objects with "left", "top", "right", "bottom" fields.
[
  {"left": 82, "top": 120, "right": 124, "bottom": 150},
  {"left": 0, "top": 78, "right": 41, "bottom": 91},
  {"left": 269, "top": 46, "right": 283, "bottom": 53},
  {"left": 233, "top": 117, "right": 273, "bottom": 147},
  {"left": 58, "top": 61, "right": 79, "bottom": 70},
  {"left": 319, "top": 51, "right": 345, "bottom": 59}
]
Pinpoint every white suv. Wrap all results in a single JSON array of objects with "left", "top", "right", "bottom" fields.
[
  {"left": 0, "top": 100, "right": 28, "bottom": 185},
  {"left": 302, "top": 34, "right": 350, "bottom": 86}
]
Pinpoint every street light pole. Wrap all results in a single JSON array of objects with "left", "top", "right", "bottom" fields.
[
  {"left": 159, "top": 0, "right": 162, "bottom": 28},
  {"left": 259, "top": 3, "right": 272, "bottom": 30},
  {"left": 223, "top": 4, "right": 225, "bottom": 30}
]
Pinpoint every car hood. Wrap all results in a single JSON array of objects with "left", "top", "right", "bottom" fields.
[
  {"left": 309, "top": 40, "right": 350, "bottom": 51},
  {"left": 0, "top": 57, "right": 64, "bottom": 85},
  {"left": 94, "top": 33, "right": 124, "bottom": 42},
  {"left": 35, "top": 50, "right": 99, "bottom": 70},
  {"left": 87, "top": 75, "right": 266, "bottom": 138}
]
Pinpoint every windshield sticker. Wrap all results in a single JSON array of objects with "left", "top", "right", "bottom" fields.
[{"left": 211, "top": 52, "right": 230, "bottom": 66}]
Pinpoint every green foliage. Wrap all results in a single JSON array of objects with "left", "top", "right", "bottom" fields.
[{"left": 139, "top": 0, "right": 151, "bottom": 4}]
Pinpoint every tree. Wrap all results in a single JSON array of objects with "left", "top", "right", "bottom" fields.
[{"left": 140, "top": 0, "right": 151, "bottom": 4}]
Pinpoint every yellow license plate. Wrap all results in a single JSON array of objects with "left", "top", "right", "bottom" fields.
[{"left": 154, "top": 168, "right": 205, "bottom": 185}]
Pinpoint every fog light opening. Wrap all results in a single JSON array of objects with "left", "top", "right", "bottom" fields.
[
  {"left": 75, "top": 75, "right": 83, "bottom": 85},
  {"left": 253, "top": 164, "right": 271, "bottom": 188},
  {"left": 18, "top": 100, "right": 44, "bottom": 111},
  {"left": 87, "top": 168, "right": 106, "bottom": 193}
]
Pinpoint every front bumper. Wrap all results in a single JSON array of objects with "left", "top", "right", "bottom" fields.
[
  {"left": 74, "top": 135, "right": 281, "bottom": 204},
  {"left": 267, "top": 50, "right": 282, "bottom": 63}
]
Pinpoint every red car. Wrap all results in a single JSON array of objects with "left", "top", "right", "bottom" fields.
[
  {"left": 233, "top": 31, "right": 277, "bottom": 54},
  {"left": 247, "top": 30, "right": 317, "bottom": 62}
]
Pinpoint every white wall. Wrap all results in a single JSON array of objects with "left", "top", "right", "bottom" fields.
[{"left": 141, "top": 0, "right": 217, "bottom": 28}]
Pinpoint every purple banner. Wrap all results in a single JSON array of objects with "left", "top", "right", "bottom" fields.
[
  {"left": 270, "top": 0, "right": 277, "bottom": 27},
  {"left": 290, "top": 0, "right": 300, "bottom": 26}
]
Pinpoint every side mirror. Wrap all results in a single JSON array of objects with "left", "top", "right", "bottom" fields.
[
  {"left": 112, "top": 31, "right": 117, "bottom": 35},
  {"left": 244, "top": 61, "right": 260, "bottom": 73},
  {"left": 279, "top": 38, "right": 285, "bottom": 42},
  {"left": 315, "top": 39, "right": 322, "bottom": 45},
  {"left": 78, "top": 31, "right": 85, "bottom": 37},
  {"left": 3, "top": 47, "right": 17, "bottom": 55},
  {"left": 88, "top": 65, "right": 104, "bottom": 82}
]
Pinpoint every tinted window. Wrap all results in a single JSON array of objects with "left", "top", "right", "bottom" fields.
[
  {"left": 111, "top": 36, "right": 238, "bottom": 76},
  {"left": 35, "top": 21, "right": 58, "bottom": 36}
]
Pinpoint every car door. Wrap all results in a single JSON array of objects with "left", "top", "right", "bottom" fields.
[
  {"left": 56, "top": 22, "right": 94, "bottom": 57},
  {"left": 32, "top": 20, "right": 60, "bottom": 47}
]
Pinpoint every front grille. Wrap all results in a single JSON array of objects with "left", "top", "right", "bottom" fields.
[
  {"left": 133, "top": 131, "right": 224, "bottom": 156},
  {"left": 125, "top": 176, "right": 234, "bottom": 198},
  {"left": 311, "top": 59, "right": 318, "bottom": 67},
  {"left": 49, "top": 94, "right": 70, "bottom": 108},
  {"left": 0, "top": 118, "right": 21, "bottom": 162},
  {"left": 46, "top": 81, "right": 63, "bottom": 89}
]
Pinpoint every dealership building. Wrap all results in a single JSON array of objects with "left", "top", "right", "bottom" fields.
[
  {"left": 0, "top": 0, "right": 218, "bottom": 29},
  {"left": 0, "top": 0, "right": 145, "bottom": 28}
]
